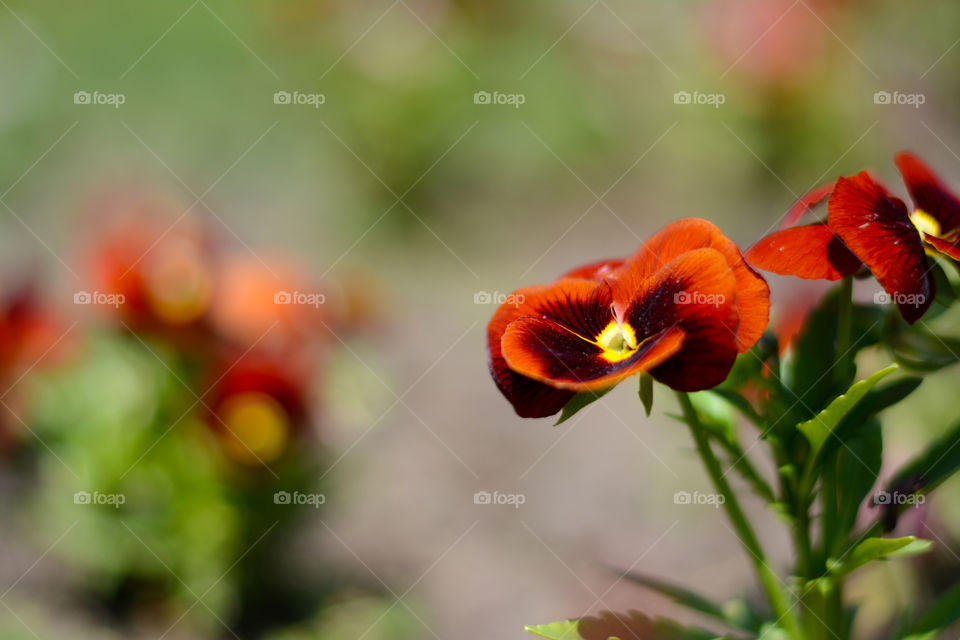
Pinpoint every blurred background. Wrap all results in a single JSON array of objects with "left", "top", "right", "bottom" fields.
[{"left": 1, "top": 0, "right": 960, "bottom": 638}]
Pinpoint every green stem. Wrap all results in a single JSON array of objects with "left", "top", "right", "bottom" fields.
[
  {"left": 676, "top": 392, "right": 802, "bottom": 640},
  {"left": 821, "top": 278, "right": 854, "bottom": 639},
  {"left": 835, "top": 276, "right": 854, "bottom": 385}
]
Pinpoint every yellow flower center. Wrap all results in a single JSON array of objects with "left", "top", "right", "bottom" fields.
[
  {"left": 596, "top": 321, "right": 639, "bottom": 363},
  {"left": 910, "top": 209, "right": 941, "bottom": 239}
]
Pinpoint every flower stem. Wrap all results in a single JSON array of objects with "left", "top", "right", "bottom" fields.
[
  {"left": 676, "top": 391, "right": 801, "bottom": 640},
  {"left": 835, "top": 276, "right": 854, "bottom": 385}
]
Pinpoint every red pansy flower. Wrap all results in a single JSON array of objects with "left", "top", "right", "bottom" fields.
[
  {"left": 488, "top": 219, "right": 770, "bottom": 418},
  {"left": 746, "top": 152, "right": 960, "bottom": 324}
]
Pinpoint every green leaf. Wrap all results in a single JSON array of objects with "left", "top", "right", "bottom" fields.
[
  {"left": 828, "top": 536, "right": 932, "bottom": 578},
  {"left": 639, "top": 374, "right": 654, "bottom": 417},
  {"left": 708, "top": 387, "right": 763, "bottom": 426},
  {"left": 525, "top": 620, "right": 582, "bottom": 639},
  {"left": 886, "top": 416, "right": 960, "bottom": 499},
  {"left": 616, "top": 570, "right": 726, "bottom": 624},
  {"left": 824, "top": 377, "right": 922, "bottom": 458},
  {"left": 889, "top": 328, "right": 960, "bottom": 372},
  {"left": 555, "top": 388, "right": 613, "bottom": 425},
  {"left": 616, "top": 569, "right": 762, "bottom": 632},
  {"left": 905, "top": 580, "right": 960, "bottom": 638},
  {"left": 527, "top": 611, "right": 726, "bottom": 640},
  {"left": 798, "top": 365, "right": 897, "bottom": 462},
  {"left": 834, "top": 419, "right": 883, "bottom": 546}
]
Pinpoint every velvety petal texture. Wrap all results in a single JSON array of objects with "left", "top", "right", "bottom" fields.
[
  {"left": 627, "top": 248, "right": 740, "bottom": 391},
  {"left": 486, "top": 218, "right": 770, "bottom": 418},
  {"left": 895, "top": 152, "right": 960, "bottom": 233},
  {"left": 745, "top": 223, "right": 861, "bottom": 281},
  {"left": 781, "top": 182, "right": 835, "bottom": 228},
  {"left": 926, "top": 235, "right": 960, "bottom": 261},
  {"left": 614, "top": 219, "right": 769, "bottom": 352},
  {"left": 828, "top": 172, "right": 934, "bottom": 324},
  {"left": 487, "top": 282, "right": 579, "bottom": 418}
]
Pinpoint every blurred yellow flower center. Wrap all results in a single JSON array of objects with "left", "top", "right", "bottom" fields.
[
  {"left": 910, "top": 209, "right": 940, "bottom": 239},
  {"left": 219, "top": 392, "right": 290, "bottom": 465},
  {"left": 597, "top": 321, "right": 639, "bottom": 363}
]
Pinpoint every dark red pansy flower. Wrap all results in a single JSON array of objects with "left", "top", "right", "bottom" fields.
[
  {"left": 747, "top": 152, "right": 960, "bottom": 324},
  {"left": 488, "top": 219, "right": 770, "bottom": 418}
]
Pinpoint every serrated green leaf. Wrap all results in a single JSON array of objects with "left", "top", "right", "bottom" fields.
[
  {"left": 798, "top": 365, "right": 897, "bottom": 461},
  {"left": 829, "top": 536, "right": 932, "bottom": 578},
  {"left": 639, "top": 374, "right": 654, "bottom": 417},
  {"left": 525, "top": 620, "right": 582, "bottom": 639},
  {"left": 555, "top": 388, "right": 613, "bottom": 425}
]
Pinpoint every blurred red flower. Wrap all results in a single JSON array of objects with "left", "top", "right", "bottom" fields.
[
  {"left": 0, "top": 281, "right": 74, "bottom": 451},
  {"left": 205, "top": 352, "right": 315, "bottom": 465}
]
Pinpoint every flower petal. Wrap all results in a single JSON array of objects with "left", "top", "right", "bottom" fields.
[
  {"left": 615, "top": 218, "right": 769, "bottom": 352},
  {"left": 625, "top": 247, "right": 741, "bottom": 391},
  {"left": 745, "top": 223, "right": 862, "bottom": 281},
  {"left": 895, "top": 152, "right": 960, "bottom": 233},
  {"left": 828, "top": 171, "right": 934, "bottom": 324},
  {"left": 501, "top": 318, "right": 684, "bottom": 392},
  {"left": 487, "top": 283, "right": 579, "bottom": 418},
  {"left": 561, "top": 258, "right": 625, "bottom": 281},
  {"left": 926, "top": 234, "right": 960, "bottom": 261},
  {"left": 781, "top": 181, "right": 835, "bottom": 228},
  {"left": 498, "top": 278, "right": 686, "bottom": 392}
]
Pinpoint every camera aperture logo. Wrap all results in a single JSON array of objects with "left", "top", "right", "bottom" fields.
[
  {"left": 673, "top": 90, "right": 725, "bottom": 108},
  {"left": 674, "top": 291, "right": 725, "bottom": 307},
  {"left": 74, "top": 490, "right": 126, "bottom": 508},
  {"left": 874, "top": 291, "right": 926, "bottom": 308},
  {"left": 873, "top": 91, "right": 925, "bottom": 108},
  {"left": 74, "top": 90, "right": 126, "bottom": 108},
  {"left": 473, "top": 90, "right": 525, "bottom": 109},
  {"left": 873, "top": 490, "right": 925, "bottom": 507},
  {"left": 274, "top": 90, "right": 326, "bottom": 109},
  {"left": 674, "top": 490, "right": 725, "bottom": 508},
  {"left": 273, "top": 490, "right": 326, "bottom": 508},
  {"left": 74, "top": 290, "right": 125, "bottom": 308},
  {"left": 474, "top": 291, "right": 524, "bottom": 306},
  {"left": 474, "top": 490, "right": 526, "bottom": 509},
  {"left": 274, "top": 290, "right": 326, "bottom": 308}
]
